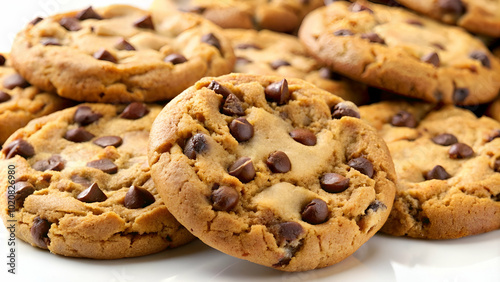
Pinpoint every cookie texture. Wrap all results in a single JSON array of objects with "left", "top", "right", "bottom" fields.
[
  {"left": 0, "top": 103, "right": 194, "bottom": 259},
  {"left": 487, "top": 96, "right": 500, "bottom": 122},
  {"left": 148, "top": 73, "right": 396, "bottom": 271},
  {"left": 360, "top": 101, "right": 500, "bottom": 239},
  {"left": 299, "top": 1, "right": 500, "bottom": 105},
  {"left": 396, "top": 0, "right": 500, "bottom": 37},
  {"left": 0, "top": 55, "right": 74, "bottom": 145},
  {"left": 10, "top": 5, "right": 235, "bottom": 103},
  {"left": 223, "top": 29, "right": 369, "bottom": 105}
]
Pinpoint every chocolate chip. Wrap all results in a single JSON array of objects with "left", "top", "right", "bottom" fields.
[
  {"left": 76, "top": 182, "right": 107, "bottom": 203},
  {"left": 270, "top": 60, "right": 291, "bottom": 70},
  {"left": 13, "top": 182, "right": 35, "bottom": 210},
  {"left": 391, "top": 111, "right": 417, "bottom": 128},
  {"left": 494, "top": 158, "right": 500, "bottom": 172},
  {"left": 290, "top": 128, "right": 316, "bottom": 146},
  {"left": 348, "top": 157, "right": 374, "bottom": 178},
  {"left": 333, "top": 29, "right": 354, "bottom": 36},
  {"left": 332, "top": 101, "right": 360, "bottom": 119},
  {"left": 301, "top": 199, "right": 329, "bottom": 224},
  {"left": 424, "top": 165, "right": 451, "bottom": 180},
  {"left": 229, "top": 117, "right": 254, "bottom": 142},
  {"left": 266, "top": 151, "right": 291, "bottom": 173},
  {"left": 421, "top": 52, "right": 440, "bottom": 67},
  {"left": 228, "top": 157, "right": 255, "bottom": 183},
  {"left": 32, "top": 155, "right": 65, "bottom": 172},
  {"left": 93, "top": 136, "right": 123, "bottom": 148},
  {"left": 211, "top": 186, "right": 239, "bottom": 211},
  {"left": 76, "top": 6, "right": 102, "bottom": 20},
  {"left": 235, "top": 43, "right": 261, "bottom": 50},
  {"left": 265, "top": 79, "right": 289, "bottom": 105},
  {"left": 65, "top": 128, "right": 95, "bottom": 143},
  {"left": 29, "top": 17, "right": 44, "bottom": 26},
  {"left": 114, "top": 38, "right": 135, "bottom": 51},
  {"left": 74, "top": 106, "right": 102, "bottom": 126},
  {"left": 469, "top": 51, "right": 491, "bottom": 68},
  {"left": 124, "top": 186, "right": 155, "bottom": 209},
  {"left": 349, "top": 2, "right": 373, "bottom": 13},
  {"left": 365, "top": 200, "right": 386, "bottom": 213},
  {"left": 453, "top": 88, "right": 469, "bottom": 104},
  {"left": 201, "top": 33, "right": 222, "bottom": 52},
  {"left": 3, "top": 74, "right": 29, "bottom": 90},
  {"left": 2, "top": 139, "right": 35, "bottom": 159},
  {"left": 207, "top": 80, "right": 232, "bottom": 98},
  {"left": 277, "top": 222, "right": 303, "bottom": 243},
  {"left": 134, "top": 15, "right": 154, "bottom": 30},
  {"left": 164, "top": 53, "right": 188, "bottom": 65},
  {"left": 86, "top": 158, "right": 118, "bottom": 174},
  {"left": 59, "top": 17, "right": 82, "bottom": 31},
  {"left": 438, "top": 0, "right": 465, "bottom": 16},
  {"left": 448, "top": 143, "right": 474, "bottom": 159},
  {"left": 222, "top": 94, "right": 245, "bottom": 116},
  {"left": 0, "top": 54, "right": 5, "bottom": 66},
  {"left": 184, "top": 133, "right": 209, "bottom": 159},
  {"left": 432, "top": 133, "right": 458, "bottom": 146},
  {"left": 120, "top": 102, "right": 149, "bottom": 119},
  {"left": 488, "top": 130, "right": 500, "bottom": 142},
  {"left": 318, "top": 67, "right": 341, "bottom": 80},
  {"left": 406, "top": 19, "right": 423, "bottom": 26},
  {"left": 361, "top": 33, "right": 385, "bottom": 44},
  {"left": 0, "top": 91, "right": 11, "bottom": 103},
  {"left": 320, "top": 173, "right": 350, "bottom": 193},
  {"left": 30, "top": 217, "right": 51, "bottom": 249},
  {"left": 93, "top": 49, "right": 117, "bottom": 63},
  {"left": 40, "top": 38, "right": 61, "bottom": 46}
]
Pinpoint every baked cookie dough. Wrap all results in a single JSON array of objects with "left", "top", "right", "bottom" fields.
[
  {"left": 148, "top": 73, "right": 397, "bottom": 271},
  {"left": 487, "top": 96, "right": 500, "bottom": 122}
]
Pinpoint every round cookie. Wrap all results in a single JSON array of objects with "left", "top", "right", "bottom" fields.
[
  {"left": 299, "top": 1, "right": 500, "bottom": 105},
  {"left": 10, "top": 5, "right": 235, "bottom": 103},
  {"left": 0, "top": 54, "right": 74, "bottom": 146},
  {"left": 150, "top": 0, "right": 324, "bottom": 33},
  {"left": 0, "top": 103, "right": 194, "bottom": 259},
  {"left": 360, "top": 101, "right": 500, "bottom": 239},
  {"left": 396, "top": 0, "right": 500, "bottom": 38},
  {"left": 223, "top": 29, "right": 369, "bottom": 105},
  {"left": 148, "top": 73, "right": 397, "bottom": 271}
]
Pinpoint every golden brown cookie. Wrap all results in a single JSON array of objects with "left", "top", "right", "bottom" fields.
[{"left": 487, "top": 96, "right": 500, "bottom": 122}]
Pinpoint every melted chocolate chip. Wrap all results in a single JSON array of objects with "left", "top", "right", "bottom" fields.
[
  {"left": 301, "top": 199, "right": 329, "bottom": 224},
  {"left": 124, "top": 186, "right": 155, "bottom": 209},
  {"left": 29, "top": 17, "right": 44, "bottom": 26},
  {"left": 228, "top": 157, "right": 255, "bottom": 183},
  {"left": 201, "top": 33, "right": 222, "bottom": 52},
  {"left": 350, "top": 2, "right": 373, "bottom": 13},
  {"left": 277, "top": 222, "right": 303, "bottom": 243},
  {"left": 432, "top": 133, "right": 458, "bottom": 146},
  {"left": 235, "top": 43, "right": 261, "bottom": 50},
  {"left": 120, "top": 102, "right": 149, "bottom": 119},
  {"left": 438, "top": 0, "right": 465, "bottom": 16},
  {"left": 114, "top": 38, "right": 135, "bottom": 51},
  {"left": 211, "top": 186, "right": 239, "bottom": 211},
  {"left": 164, "top": 53, "right": 188, "bottom": 65},
  {"left": 93, "top": 49, "right": 117, "bottom": 63},
  {"left": 421, "top": 52, "right": 440, "bottom": 67},
  {"left": 86, "top": 158, "right": 118, "bottom": 174},
  {"left": 134, "top": 15, "right": 154, "bottom": 30},
  {"left": 40, "top": 38, "right": 61, "bottom": 46},
  {"left": 266, "top": 151, "right": 291, "bottom": 173},
  {"left": 332, "top": 101, "right": 360, "bottom": 119},
  {"left": 361, "top": 33, "right": 385, "bottom": 44},
  {"left": 320, "top": 173, "right": 350, "bottom": 193},
  {"left": 265, "top": 79, "right": 289, "bottom": 105},
  {"left": 65, "top": 128, "right": 95, "bottom": 142},
  {"left": 290, "top": 128, "right": 316, "bottom": 146},
  {"left": 2, "top": 139, "right": 35, "bottom": 159},
  {"left": 333, "top": 29, "right": 354, "bottom": 36},
  {"left": 32, "top": 155, "right": 65, "bottom": 172},
  {"left": 75, "top": 6, "right": 102, "bottom": 20},
  {"left": 74, "top": 106, "right": 102, "bottom": 126},
  {"left": 77, "top": 182, "right": 107, "bottom": 203},
  {"left": 469, "top": 51, "right": 491, "bottom": 68},
  {"left": 93, "top": 136, "right": 123, "bottom": 148},
  {"left": 31, "top": 216, "right": 50, "bottom": 248},
  {"left": 13, "top": 182, "right": 35, "bottom": 210},
  {"left": 222, "top": 94, "right": 245, "bottom": 116},
  {"left": 270, "top": 60, "right": 291, "bottom": 70},
  {"left": 59, "top": 17, "right": 82, "bottom": 31},
  {"left": 424, "top": 165, "right": 451, "bottom": 180},
  {"left": 229, "top": 117, "right": 254, "bottom": 142},
  {"left": 453, "top": 88, "right": 469, "bottom": 104},
  {"left": 348, "top": 157, "right": 374, "bottom": 178},
  {"left": 3, "top": 74, "right": 29, "bottom": 90},
  {"left": 391, "top": 111, "right": 417, "bottom": 128},
  {"left": 0, "top": 54, "right": 5, "bottom": 66},
  {"left": 366, "top": 200, "right": 386, "bottom": 213},
  {"left": 0, "top": 91, "right": 11, "bottom": 103},
  {"left": 448, "top": 143, "right": 474, "bottom": 159},
  {"left": 207, "top": 80, "right": 232, "bottom": 97},
  {"left": 184, "top": 133, "right": 209, "bottom": 159}
]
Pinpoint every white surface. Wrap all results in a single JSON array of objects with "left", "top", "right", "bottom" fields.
[{"left": 1, "top": 1, "right": 499, "bottom": 281}]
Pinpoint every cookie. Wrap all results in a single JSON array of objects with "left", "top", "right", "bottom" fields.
[
  {"left": 148, "top": 73, "right": 397, "bottom": 271},
  {"left": 10, "top": 5, "right": 235, "bottom": 103},
  {"left": 223, "top": 29, "right": 369, "bottom": 105},
  {"left": 0, "top": 54, "right": 74, "bottom": 146},
  {"left": 396, "top": 0, "right": 500, "bottom": 38},
  {"left": 486, "top": 96, "right": 500, "bottom": 122},
  {"left": 298, "top": 1, "right": 500, "bottom": 105},
  {"left": 359, "top": 101, "right": 500, "bottom": 239},
  {"left": 0, "top": 103, "right": 194, "bottom": 259},
  {"left": 151, "top": 0, "right": 324, "bottom": 33}
]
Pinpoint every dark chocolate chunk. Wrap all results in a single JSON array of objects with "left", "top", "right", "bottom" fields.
[
  {"left": 265, "top": 79, "right": 289, "bottom": 105},
  {"left": 361, "top": 33, "right": 385, "bottom": 44},
  {"left": 277, "top": 222, "right": 303, "bottom": 243},
  {"left": 266, "top": 151, "right": 291, "bottom": 173},
  {"left": 228, "top": 157, "right": 255, "bottom": 183},
  {"left": 75, "top": 6, "right": 102, "bottom": 20},
  {"left": 74, "top": 106, "right": 102, "bottom": 126},
  {"left": 453, "top": 88, "right": 469, "bottom": 104},
  {"left": 349, "top": 2, "right": 373, "bottom": 13},
  {"left": 13, "top": 182, "right": 35, "bottom": 210},
  {"left": 2, "top": 139, "right": 35, "bottom": 159},
  {"left": 184, "top": 133, "right": 209, "bottom": 159},
  {"left": 365, "top": 200, "right": 386, "bottom": 213},
  {"left": 421, "top": 52, "right": 440, "bottom": 67},
  {"left": 448, "top": 143, "right": 474, "bottom": 159},
  {"left": 124, "top": 186, "right": 155, "bottom": 209},
  {"left": 235, "top": 43, "right": 261, "bottom": 50},
  {"left": 222, "top": 94, "right": 245, "bottom": 116},
  {"left": 0, "top": 54, "right": 5, "bottom": 66},
  {"left": 93, "top": 49, "right": 117, "bottom": 63},
  {"left": 469, "top": 51, "right": 491, "bottom": 68},
  {"left": 93, "top": 136, "right": 123, "bottom": 148},
  {"left": 114, "top": 38, "right": 136, "bottom": 51},
  {"left": 0, "top": 91, "right": 11, "bottom": 103},
  {"left": 301, "top": 199, "right": 329, "bottom": 224},
  {"left": 424, "top": 165, "right": 451, "bottom": 180},
  {"left": 229, "top": 117, "right": 254, "bottom": 142},
  {"left": 164, "top": 53, "right": 188, "bottom": 65},
  {"left": 332, "top": 101, "right": 360, "bottom": 119},
  {"left": 207, "top": 80, "right": 232, "bottom": 97},
  {"left": 77, "top": 182, "right": 107, "bottom": 203},
  {"left": 64, "top": 128, "right": 95, "bottom": 143},
  {"left": 320, "top": 173, "right": 350, "bottom": 193},
  {"left": 289, "top": 128, "right": 316, "bottom": 146},
  {"left": 438, "top": 0, "right": 465, "bottom": 16},
  {"left": 29, "top": 17, "right": 44, "bottom": 26},
  {"left": 120, "top": 102, "right": 149, "bottom": 119},
  {"left": 211, "top": 186, "right": 239, "bottom": 211},
  {"left": 270, "top": 60, "right": 291, "bottom": 70},
  {"left": 3, "top": 74, "right": 29, "bottom": 90},
  {"left": 31, "top": 216, "right": 50, "bottom": 248},
  {"left": 391, "top": 110, "right": 417, "bottom": 128},
  {"left": 432, "top": 133, "right": 458, "bottom": 146},
  {"left": 333, "top": 29, "right": 354, "bottom": 36},
  {"left": 32, "top": 155, "right": 65, "bottom": 172},
  {"left": 348, "top": 157, "right": 374, "bottom": 178},
  {"left": 133, "top": 15, "right": 154, "bottom": 30},
  {"left": 201, "top": 33, "right": 222, "bottom": 52},
  {"left": 40, "top": 38, "right": 61, "bottom": 46},
  {"left": 59, "top": 17, "right": 82, "bottom": 31},
  {"left": 86, "top": 158, "right": 118, "bottom": 174}
]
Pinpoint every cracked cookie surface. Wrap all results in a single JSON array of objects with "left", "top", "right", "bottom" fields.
[
  {"left": 0, "top": 103, "right": 194, "bottom": 259},
  {"left": 10, "top": 5, "right": 235, "bottom": 103},
  {"left": 298, "top": 1, "right": 500, "bottom": 105},
  {"left": 148, "top": 73, "right": 396, "bottom": 271},
  {"left": 360, "top": 101, "right": 500, "bottom": 239}
]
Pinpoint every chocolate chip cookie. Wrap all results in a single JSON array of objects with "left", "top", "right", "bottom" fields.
[
  {"left": 0, "top": 54, "right": 74, "bottom": 146},
  {"left": 148, "top": 73, "right": 397, "bottom": 271},
  {"left": 10, "top": 5, "right": 235, "bottom": 103},
  {"left": 360, "top": 101, "right": 500, "bottom": 239},
  {"left": 487, "top": 96, "right": 500, "bottom": 122},
  {"left": 396, "top": 0, "right": 500, "bottom": 37},
  {"left": 299, "top": 1, "right": 500, "bottom": 105},
  {"left": 223, "top": 29, "right": 369, "bottom": 105},
  {"left": 0, "top": 103, "right": 194, "bottom": 258}
]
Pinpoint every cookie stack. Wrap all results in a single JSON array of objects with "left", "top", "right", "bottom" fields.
[{"left": 0, "top": 0, "right": 499, "bottom": 274}]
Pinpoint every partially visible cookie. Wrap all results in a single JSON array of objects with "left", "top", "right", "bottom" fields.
[
  {"left": 0, "top": 103, "right": 194, "bottom": 259},
  {"left": 0, "top": 54, "right": 74, "bottom": 146},
  {"left": 10, "top": 5, "right": 235, "bottom": 103},
  {"left": 223, "top": 29, "right": 369, "bottom": 105},
  {"left": 360, "top": 101, "right": 500, "bottom": 239},
  {"left": 299, "top": 1, "right": 500, "bottom": 105},
  {"left": 487, "top": 96, "right": 500, "bottom": 122},
  {"left": 396, "top": 0, "right": 500, "bottom": 37},
  {"left": 148, "top": 73, "right": 397, "bottom": 271}
]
